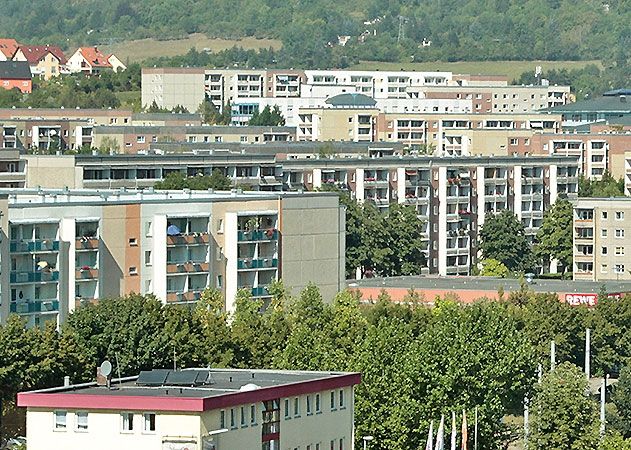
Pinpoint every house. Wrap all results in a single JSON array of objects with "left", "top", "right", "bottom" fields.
[
  {"left": 13, "top": 45, "right": 67, "bottom": 80},
  {"left": 18, "top": 367, "right": 361, "bottom": 450},
  {"left": 0, "top": 61, "right": 32, "bottom": 93},
  {"left": 66, "top": 46, "right": 126, "bottom": 74},
  {"left": 0, "top": 38, "right": 20, "bottom": 61}
]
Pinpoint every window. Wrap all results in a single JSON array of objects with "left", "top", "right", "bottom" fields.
[
  {"left": 330, "top": 440, "right": 335, "bottom": 450},
  {"left": 217, "top": 218, "right": 224, "bottom": 233},
  {"left": 615, "top": 264, "right": 626, "bottom": 274},
  {"left": 250, "top": 404, "right": 257, "bottom": 425},
  {"left": 284, "top": 399, "right": 290, "bottom": 419},
  {"left": 315, "top": 393, "right": 321, "bottom": 413},
  {"left": 220, "top": 410, "right": 225, "bottom": 429},
  {"left": 616, "top": 229, "right": 625, "bottom": 238},
  {"left": 294, "top": 397, "right": 300, "bottom": 417},
  {"left": 616, "top": 247, "right": 625, "bottom": 256},
  {"left": 216, "top": 275, "right": 223, "bottom": 288},
  {"left": 602, "top": 247, "right": 608, "bottom": 256},
  {"left": 121, "top": 412, "right": 134, "bottom": 432},
  {"left": 129, "top": 238, "right": 137, "bottom": 246},
  {"left": 306, "top": 396, "right": 312, "bottom": 415},
  {"left": 230, "top": 408, "right": 236, "bottom": 428},
  {"left": 54, "top": 411, "right": 67, "bottom": 430},
  {"left": 510, "top": 138, "right": 518, "bottom": 145},
  {"left": 136, "top": 136, "right": 145, "bottom": 144},
  {"left": 339, "top": 390, "right": 345, "bottom": 409},
  {"left": 241, "top": 406, "right": 247, "bottom": 427},
  {"left": 76, "top": 411, "right": 88, "bottom": 431},
  {"left": 616, "top": 211, "right": 625, "bottom": 220},
  {"left": 602, "top": 229, "right": 608, "bottom": 238},
  {"left": 129, "top": 266, "right": 138, "bottom": 275},
  {"left": 145, "top": 251, "right": 152, "bottom": 266},
  {"left": 143, "top": 413, "right": 156, "bottom": 432},
  {"left": 339, "top": 438, "right": 344, "bottom": 450},
  {"left": 330, "top": 391, "right": 336, "bottom": 411},
  {"left": 601, "top": 264, "right": 608, "bottom": 274}
]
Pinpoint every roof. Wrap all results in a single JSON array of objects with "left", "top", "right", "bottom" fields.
[
  {"left": 0, "top": 61, "right": 31, "bottom": 80},
  {"left": 17, "top": 45, "right": 67, "bottom": 64},
  {"left": 350, "top": 275, "right": 631, "bottom": 296},
  {"left": 0, "top": 38, "right": 19, "bottom": 59},
  {"left": 604, "top": 89, "right": 631, "bottom": 97},
  {"left": 325, "top": 92, "right": 377, "bottom": 107},
  {"left": 77, "top": 47, "right": 112, "bottom": 68},
  {"left": 18, "top": 368, "right": 361, "bottom": 412},
  {"left": 543, "top": 95, "right": 631, "bottom": 114}
]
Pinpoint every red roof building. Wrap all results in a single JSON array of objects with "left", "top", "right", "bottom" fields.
[
  {"left": 67, "top": 46, "right": 126, "bottom": 74},
  {"left": 0, "top": 38, "right": 20, "bottom": 61},
  {"left": 13, "top": 45, "right": 68, "bottom": 80}
]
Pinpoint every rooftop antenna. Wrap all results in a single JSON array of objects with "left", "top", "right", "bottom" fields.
[
  {"left": 99, "top": 360, "right": 112, "bottom": 389},
  {"left": 114, "top": 353, "right": 123, "bottom": 385},
  {"left": 173, "top": 344, "right": 177, "bottom": 371}
]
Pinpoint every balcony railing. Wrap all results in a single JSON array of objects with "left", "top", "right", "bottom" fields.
[
  {"left": 10, "top": 300, "right": 59, "bottom": 313},
  {"left": 166, "top": 233, "right": 210, "bottom": 246},
  {"left": 238, "top": 229, "right": 278, "bottom": 242},
  {"left": 251, "top": 286, "right": 271, "bottom": 297},
  {"left": 75, "top": 238, "right": 99, "bottom": 250},
  {"left": 75, "top": 268, "right": 99, "bottom": 279},
  {"left": 10, "top": 240, "right": 59, "bottom": 253},
  {"left": 10, "top": 271, "right": 59, "bottom": 283},
  {"left": 166, "top": 262, "right": 210, "bottom": 273},
  {"left": 237, "top": 258, "right": 279, "bottom": 270},
  {"left": 166, "top": 290, "right": 204, "bottom": 303}
]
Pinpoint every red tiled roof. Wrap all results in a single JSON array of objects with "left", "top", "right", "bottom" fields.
[
  {"left": 17, "top": 45, "right": 67, "bottom": 64},
  {"left": 78, "top": 47, "right": 112, "bottom": 68},
  {"left": 0, "top": 39, "right": 20, "bottom": 59}
]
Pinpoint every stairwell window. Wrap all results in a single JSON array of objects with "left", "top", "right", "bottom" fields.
[
  {"left": 121, "top": 412, "right": 134, "bottom": 432},
  {"left": 143, "top": 413, "right": 156, "bottom": 432},
  {"left": 53, "top": 411, "right": 67, "bottom": 430},
  {"left": 75, "top": 412, "right": 88, "bottom": 431}
]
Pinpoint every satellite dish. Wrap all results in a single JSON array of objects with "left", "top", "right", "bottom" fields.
[{"left": 100, "top": 360, "right": 112, "bottom": 377}]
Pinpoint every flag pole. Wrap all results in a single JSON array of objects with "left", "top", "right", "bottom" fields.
[{"left": 474, "top": 407, "right": 478, "bottom": 450}]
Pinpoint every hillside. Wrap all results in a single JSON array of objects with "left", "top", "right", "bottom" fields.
[{"left": 1, "top": 0, "right": 630, "bottom": 68}]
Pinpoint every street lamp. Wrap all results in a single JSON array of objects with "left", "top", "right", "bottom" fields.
[{"left": 362, "top": 435, "right": 374, "bottom": 450}]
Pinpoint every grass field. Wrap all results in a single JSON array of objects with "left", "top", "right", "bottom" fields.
[
  {"left": 351, "top": 60, "right": 603, "bottom": 82},
  {"left": 101, "top": 34, "right": 282, "bottom": 63}
]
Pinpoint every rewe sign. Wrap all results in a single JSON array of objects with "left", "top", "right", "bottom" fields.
[{"left": 565, "top": 293, "right": 598, "bottom": 307}]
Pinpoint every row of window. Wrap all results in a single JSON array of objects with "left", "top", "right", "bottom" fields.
[{"left": 53, "top": 411, "right": 156, "bottom": 433}]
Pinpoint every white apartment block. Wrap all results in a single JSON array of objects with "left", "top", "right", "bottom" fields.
[
  {"left": 573, "top": 198, "right": 631, "bottom": 281},
  {"left": 18, "top": 368, "right": 360, "bottom": 450},
  {"left": 0, "top": 189, "right": 345, "bottom": 328}
]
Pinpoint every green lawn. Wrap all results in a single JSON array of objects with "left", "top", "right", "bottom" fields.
[{"left": 350, "top": 60, "right": 603, "bottom": 82}]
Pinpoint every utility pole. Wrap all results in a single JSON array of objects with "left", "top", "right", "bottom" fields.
[
  {"left": 550, "top": 340, "right": 556, "bottom": 370},
  {"left": 523, "top": 397, "right": 529, "bottom": 450},
  {"left": 600, "top": 376, "right": 607, "bottom": 438},
  {"left": 585, "top": 328, "right": 591, "bottom": 380}
]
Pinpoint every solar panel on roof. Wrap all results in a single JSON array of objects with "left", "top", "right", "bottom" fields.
[
  {"left": 165, "top": 370, "right": 199, "bottom": 386},
  {"left": 136, "top": 369, "right": 170, "bottom": 386}
]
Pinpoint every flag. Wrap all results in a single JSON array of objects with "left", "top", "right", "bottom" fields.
[
  {"left": 461, "top": 410, "right": 468, "bottom": 450},
  {"left": 425, "top": 420, "right": 434, "bottom": 450},
  {"left": 450, "top": 411, "right": 457, "bottom": 450},
  {"left": 435, "top": 415, "right": 445, "bottom": 450}
]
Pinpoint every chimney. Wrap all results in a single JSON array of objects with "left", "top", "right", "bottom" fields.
[
  {"left": 96, "top": 367, "right": 107, "bottom": 386},
  {"left": 64, "top": 376, "right": 71, "bottom": 387},
  {"left": 620, "top": 95, "right": 627, "bottom": 103}
]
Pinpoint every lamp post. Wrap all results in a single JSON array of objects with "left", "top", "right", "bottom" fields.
[{"left": 362, "top": 435, "right": 374, "bottom": 450}]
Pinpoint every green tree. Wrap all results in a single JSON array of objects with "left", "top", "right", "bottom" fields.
[
  {"left": 197, "top": 100, "right": 222, "bottom": 125},
  {"left": 154, "top": 169, "right": 231, "bottom": 190},
  {"left": 479, "top": 210, "right": 533, "bottom": 271},
  {"left": 535, "top": 198, "right": 573, "bottom": 273},
  {"left": 589, "top": 295, "right": 631, "bottom": 376},
  {"left": 249, "top": 105, "right": 286, "bottom": 126},
  {"left": 530, "top": 362, "right": 600, "bottom": 450},
  {"left": 579, "top": 172, "right": 625, "bottom": 198},
  {"left": 479, "top": 258, "right": 510, "bottom": 277},
  {"left": 610, "top": 366, "right": 631, "bottom": 439}
]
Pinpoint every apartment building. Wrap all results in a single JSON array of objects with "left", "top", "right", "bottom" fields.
[
  {"left": 544, "top": 90, "right": 631, "bottom": 125},
  {"left": 573, "top": 198, "right": 631, "bottom": 282},
  {"left": 0, "top": 108, "right": 133, "bottom": 126},
  {"left": 0, "top": 150, "right": 25, "bottom": 188},
  {"left": 18, "top": 368, "right": 360, "bottom": 450},
  {"left": 0, "top": 118, "right": 95, "bottom": 151},
  {"left": 0, "top": 189, "right": 345, "bottom": 328}
]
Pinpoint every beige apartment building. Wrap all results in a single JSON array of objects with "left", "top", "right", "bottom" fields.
[
  {"left": 19, "top": 368, "right": 360, "bottom": 450},
  {"left": 574, "top": 198, "right": 631, "bottom": 281},
  {"left": 0, "top": 189, "right": 345, "bottom": 328}
]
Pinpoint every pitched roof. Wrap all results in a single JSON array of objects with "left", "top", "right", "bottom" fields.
[
  {"left": 78, "top": 47, "right": 112, "bottom": 68},
  {"left": 0, "top": 39, "right": 20, "bottom": 59},
  {"left": 543, "top": 95, "right": 631, "bottom": 113},
  {"left": 0, "top": 61, "right": 32, "bottom": 80},
  {"left": 17, "top": 45, "right": 67, "bottom": 64},
  {"left": 325, "top": 92, "right": 377, "bottom": 107},
  {"left": 604, "top": 88, "right": 631, "bottom": 97}
]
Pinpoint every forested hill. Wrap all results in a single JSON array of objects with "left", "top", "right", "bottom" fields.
[{"left": 2, "top": 0, "right": 630, "bottom": 66}]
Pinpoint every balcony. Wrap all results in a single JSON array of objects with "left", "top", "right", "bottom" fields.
[
  {"left": 166, "top": 290, "right": 204, "bottom": 303},
  {"left": 75, "top": 238, "right": 99, "bottom": 250},
  {"left": 238, "top": 229, "right": 279, "bottom": 242},
  {"left": 10, "top": 300, "right": 59, "bottom": 314},
  {"left": 166, "top": 262, "right": 210, "bottom": 274},
  {"left": 10, "top": 271, "right": 59, "bottom": 283},
  {"left": 10, "top": 240, "right": 59, "bottom": 253},
  {"left": 238, "top": 258, "right": 279, "bottom": 270},
  {"left": 166, "top": 233, "right": 210, "bottom": 246},
  {"left": 75, "top": 267, "right": 99, "bottom": 280},
  {"left": 251, "top": 286, "right": 270, "bottom": 297}
]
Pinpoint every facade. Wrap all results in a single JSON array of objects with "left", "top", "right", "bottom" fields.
[
  {"left": 66, "top": 47, "right": 126, "bottom": 74},
  {"left": 573, "top": 198, "right": 631, "bottom": 282},
  {"left": 544, "top": 91, "right": 631, "bottom": 125},
  {"left": 13, "top": 45, "right": 67, "bottom": 80},
  {"left": 0, "top": 61, "right": 32, "bottom": 93},
  {"left": 17, "top": 153, "right": 579, "bottom": 277},
  {"left": 0, "top": 189, "right": 345, "bottom": 327},
  {"left": 18, "top": 368, "right": 360, "bottom": 450}
]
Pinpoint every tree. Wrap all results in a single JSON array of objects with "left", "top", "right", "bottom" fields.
[
  {"left": 249, "top": 105, "right": 286, "bottom": 126},
  {"left": 530, "top": 362, "right": 600, "bottom": 450},
  {"left": 154, "top": 169, "right": 231, "bottom": 190},
  {"left": 479, "top": 210, "right": 533, "bottom": 271},
  {"left": 197, "top": 100, "right": 222, "bottom": 125},
  {"left": 579, "top": 172, "right": 625, "bottom": 198},
  {"left": 479, "top": 258, "right": 510, "bottom": 277},
  {"left": 535, "top": 198, "right": 573, "bottom": 273},
  {"left": 611, "top": 366, "right": 631, "bottom": 439}
]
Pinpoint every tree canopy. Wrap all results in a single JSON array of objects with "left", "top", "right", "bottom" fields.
[
  {"left": 154, "top": 170, "right": 231, "bottom": 190},
  {"left": 535, "top": 198, "right": 574, "bottom": 274},
  {"left": 479, "top": 210, "right": 533, "bottom": 272}
]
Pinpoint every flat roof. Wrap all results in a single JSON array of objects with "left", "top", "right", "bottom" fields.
[
  {"left": 349, "top": 275, "right": 631, "bottom": 295},
  {"left": 18, "top": 368, "right": 360, "bottom": 412}
]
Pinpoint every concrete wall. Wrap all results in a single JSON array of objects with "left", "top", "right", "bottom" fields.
[{"left": 25, "top": 156, "right": 80, "bottom": 189}]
